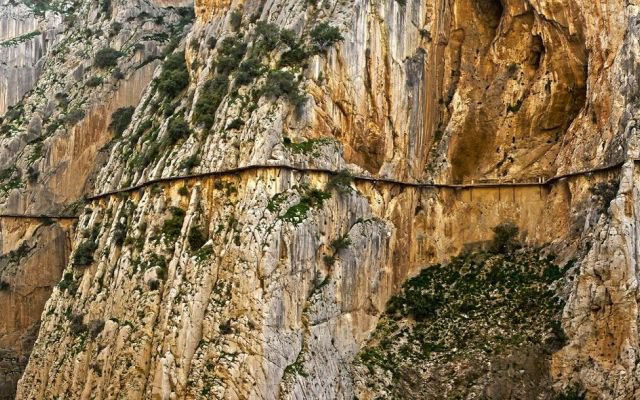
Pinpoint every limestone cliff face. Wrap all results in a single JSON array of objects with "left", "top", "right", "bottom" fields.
[
  {"left": 0, "top": 0, "right": 194, "bottom": 396},
  {"left": 0, "top": 0, "right": 63, "bottom": 116},
  {"left": 5, "top": 0, "right": 640, "bottom": 399},
  {"left": 0, "top": 217, "right": 73, "bottom": 399}
]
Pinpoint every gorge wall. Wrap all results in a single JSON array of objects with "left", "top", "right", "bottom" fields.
[{"left": 0, "top": 0, "right": 639, "bottom": 398}]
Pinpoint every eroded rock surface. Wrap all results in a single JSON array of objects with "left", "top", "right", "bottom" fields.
[{"left": 1, "top": 0, "right": 640, "bottom": 399}]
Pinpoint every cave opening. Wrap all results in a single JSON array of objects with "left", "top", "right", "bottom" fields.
[
  {"left": 529, "top": 34, "right": 545, "bottom": 69},
  {"left": 475, "top": 0, "right": 504, "bottom": 31}
]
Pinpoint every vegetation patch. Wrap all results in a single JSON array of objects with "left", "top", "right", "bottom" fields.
[
  {"left": 309, "top": 22, "right": 343, "bottom": 53},
  {"left": 109, "top": 106, "right": 135, "bottom": 137},
  {"left": 259, "top": 70, "right": 305, "bottom": 107},
  {"left": 162, "top": 206, "right": 186, "bottom": 241},
  {"left": 188, "top": 225, "right": 208, "bottom": 250},
  {"left": 72, "top": 239, "right": 98, "bottom": 267},
  {"left": 281, "top": 188, "right": 331, "bottom": 225},
  {"left": 590, "top": 180, "right": 619, "bottom": 214},
  {"left": 283, "top": 137, "right": 332, "bottom": 155},
  {"left": 94, "top": 47, "right": 123, "bottom": 69},
  {"left": 58, "top": 272, "right": 77, "bottom": 294},
  {"left": 157, "top": 52, "right": 189, "bottom": 99},
  {"left": 193, "top": 76, "right": 229, "bottom": 129},
  {"left": 326, "top": 169, "right": 353, "bottom": 193},
  {"left": 166, "top": 115, "right": 191, "bottom": 144},
  {"left": 356, "top": 244, "right": 569, "bottom": 398}
]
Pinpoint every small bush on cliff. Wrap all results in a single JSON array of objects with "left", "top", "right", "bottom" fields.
[
  {"left": 88, "top": 319, "right": 105, "bottom": 338},
  {"left": 589, "top": 181, "right": 619, "bottom": 214},
  {"left": 192, "top": 76, "right": 229, "bottom": 128},
  {"left": 490, "top": 222, "right": 520, "bottom": 254},
  {"left": 309, "top": 22, "right": 343, "bottom": 52},
  {"left": 326, "top": 169, "right": 353, "bottom": 193},
  {"left": 73, "top": 239, "right": 98, "bottom": 267},
  {"left": 69, "top": 313, "right": 87, "bottom": 336},
  {"left": 86, "top": 76, "right": 103, "bottom": 87},
  {"left": 0, "top": 280, "right": 9, "bottom": 291},
  {"left": 229, "top": 9, "right": 242, "bottom": 31},
  {"left": 166, "top": 116, "right": 191, "bottom": 144},
  {"left": 162, "top": 207, "right": 186, "bottom": 241},
  {"left": 188, "top": 226, "right": 207, "bottom": 250},
  {"left": 112, "top": 221, "right": 127, "bottom": 246},
  {"left": 109, "top": 106, "right": 135, "bottom": 137},
  {"left": 64, "top": 108, "right": 86, "bottom": 125},
  {"left": 554, "top": 384, "right": 586, "bottom": 400},
  {"left": 94, "top": 47, "right": 122, "bottom": 69},
  {"left": 58, "top": 272, "right": 75, "bottom": 292},
  {"left": 281, "top": 188, "right": 331, "bottom": 224},
  {"left": 331, "top": 236, "right": 351, "bottom": 252},
  {"left": 157, "top": 52, "right": 189, "bottom": 98},
  {"left": 235, "top": 57, "right": 263, "bottom": 85},
  {"left": 259, "top": 70, "right": 305, "bottom": 107},
  {"left": 216, "top": 37, "right": 247, "bottom": 76}
]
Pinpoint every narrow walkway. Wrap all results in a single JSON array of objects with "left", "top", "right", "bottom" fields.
[
  {"left": 0, "top": 159, "right": 632, "bottom": 221},
  {"left": 0, "top": 213, "right": 79, "bottom": 220},
  {"left": 86, "top": 159, "right": 628, "bottom": 200}
]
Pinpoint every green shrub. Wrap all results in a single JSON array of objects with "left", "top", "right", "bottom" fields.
[
  {"left": 65, "top": 108, "right": 85, "bottom": 124},
  {"left": 309, "top": 22, "right": 343, "bottom": 52},
  {"left": 229, "top": 9, "right": 242, "bottom": 31},
  {"left": 188, "top": 226, "right": 207, "bottom": 249},
  {"left": 7, "top": 242, "right": 30, "bottom": 263},
  {"left": 590, "top": 181, "right": 619, "bottom": 214},
  {"left": 193, "top": 76, "right": 229, "bottom": 128},
  {"left": 281, "top": 188, "right": 331, "bottom": 224},
  {"left": 279, "top": 46, "right": 308, "bottom": 68},
  {"left": 490, "top": 222, "right": 520, "bottom": 254},
  {"left": 327, "top": 169, "right": 353, "bottom": 193},
  {"left": 88, "top": 320, "right": 105, "bottom": 338},
  {"left": 27, "top": 166, "right": 39, "bottom": 183},
  {"left": 58, "top": 272, "right": 75, "bottom": 292},
  {"left": 94, "top": 47, "right": 122, "bottom": 68},
  {"left": 73, "top": 240, "right": 98, "bottom": 267},
  {"left": 554, "top": 385, "right": 585, "bottom": 400},
  {"left": 235, "top": 57, "right": 263, "bottom": 85},
  {"left": 181, "top": 154, "right": 200, "bottom": 171},
  {"left": 69, "top": 313, "right": 87, "bottom": 336},
  {"left": 166, "top": 116, "right": 191, "bottom": 144},
  {"left": 207, "top": 37, "right": 218, "bottom": 49},
  {"left": 162, "top": 207, "right": 186, "bottom": 241},
  {"left": 219, "top": 320, "right": 233, "bottom": 334},
  {"left": 112, "top": 222, "right": 127, "bottom": 246},
  {"left": 226, "top": 118, "right": 244, "bottom": 130},
  {"left": 216, "top": 37, "right": 247, "bottom": 76},
  {"left": 254, "top": 21, "right": 281, "bottom": 54},
  {"left": 331, "top": 236, "right": 351, "bottom": 252},
  {"left": 260, "top": 70, "right": 305, "bottom": 107},
  {"left": 86, "top": 76, "right": 103, "bottom": 87},
  {"left": 157, "top": 52, "right": 189, "bottom": 98},
  {"left": 109, "top": 22, "right": 123, "bottom": 36},
  {"left": 112, "top": 68, "right": 125, "bottom": 80},
  {"left": 109, "top": 106, "right": 135, "bottom": 137},
  {"left": 100, "top": 0, "right": 111, "bottom": 13}
]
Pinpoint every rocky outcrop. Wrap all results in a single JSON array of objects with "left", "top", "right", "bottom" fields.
[
  {"left": 0, "top": 217, "right": 73, "bottom": 400},
  {"left": 0, "top": 0, "right": 195, "bottom": 396},
  {"left": 0, "top": 1, "right": 63, "bottom": 115}
]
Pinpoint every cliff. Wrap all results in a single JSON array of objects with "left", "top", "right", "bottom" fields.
[{"left": 1, "top": 0, "right": 639, "bottom": 398}]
